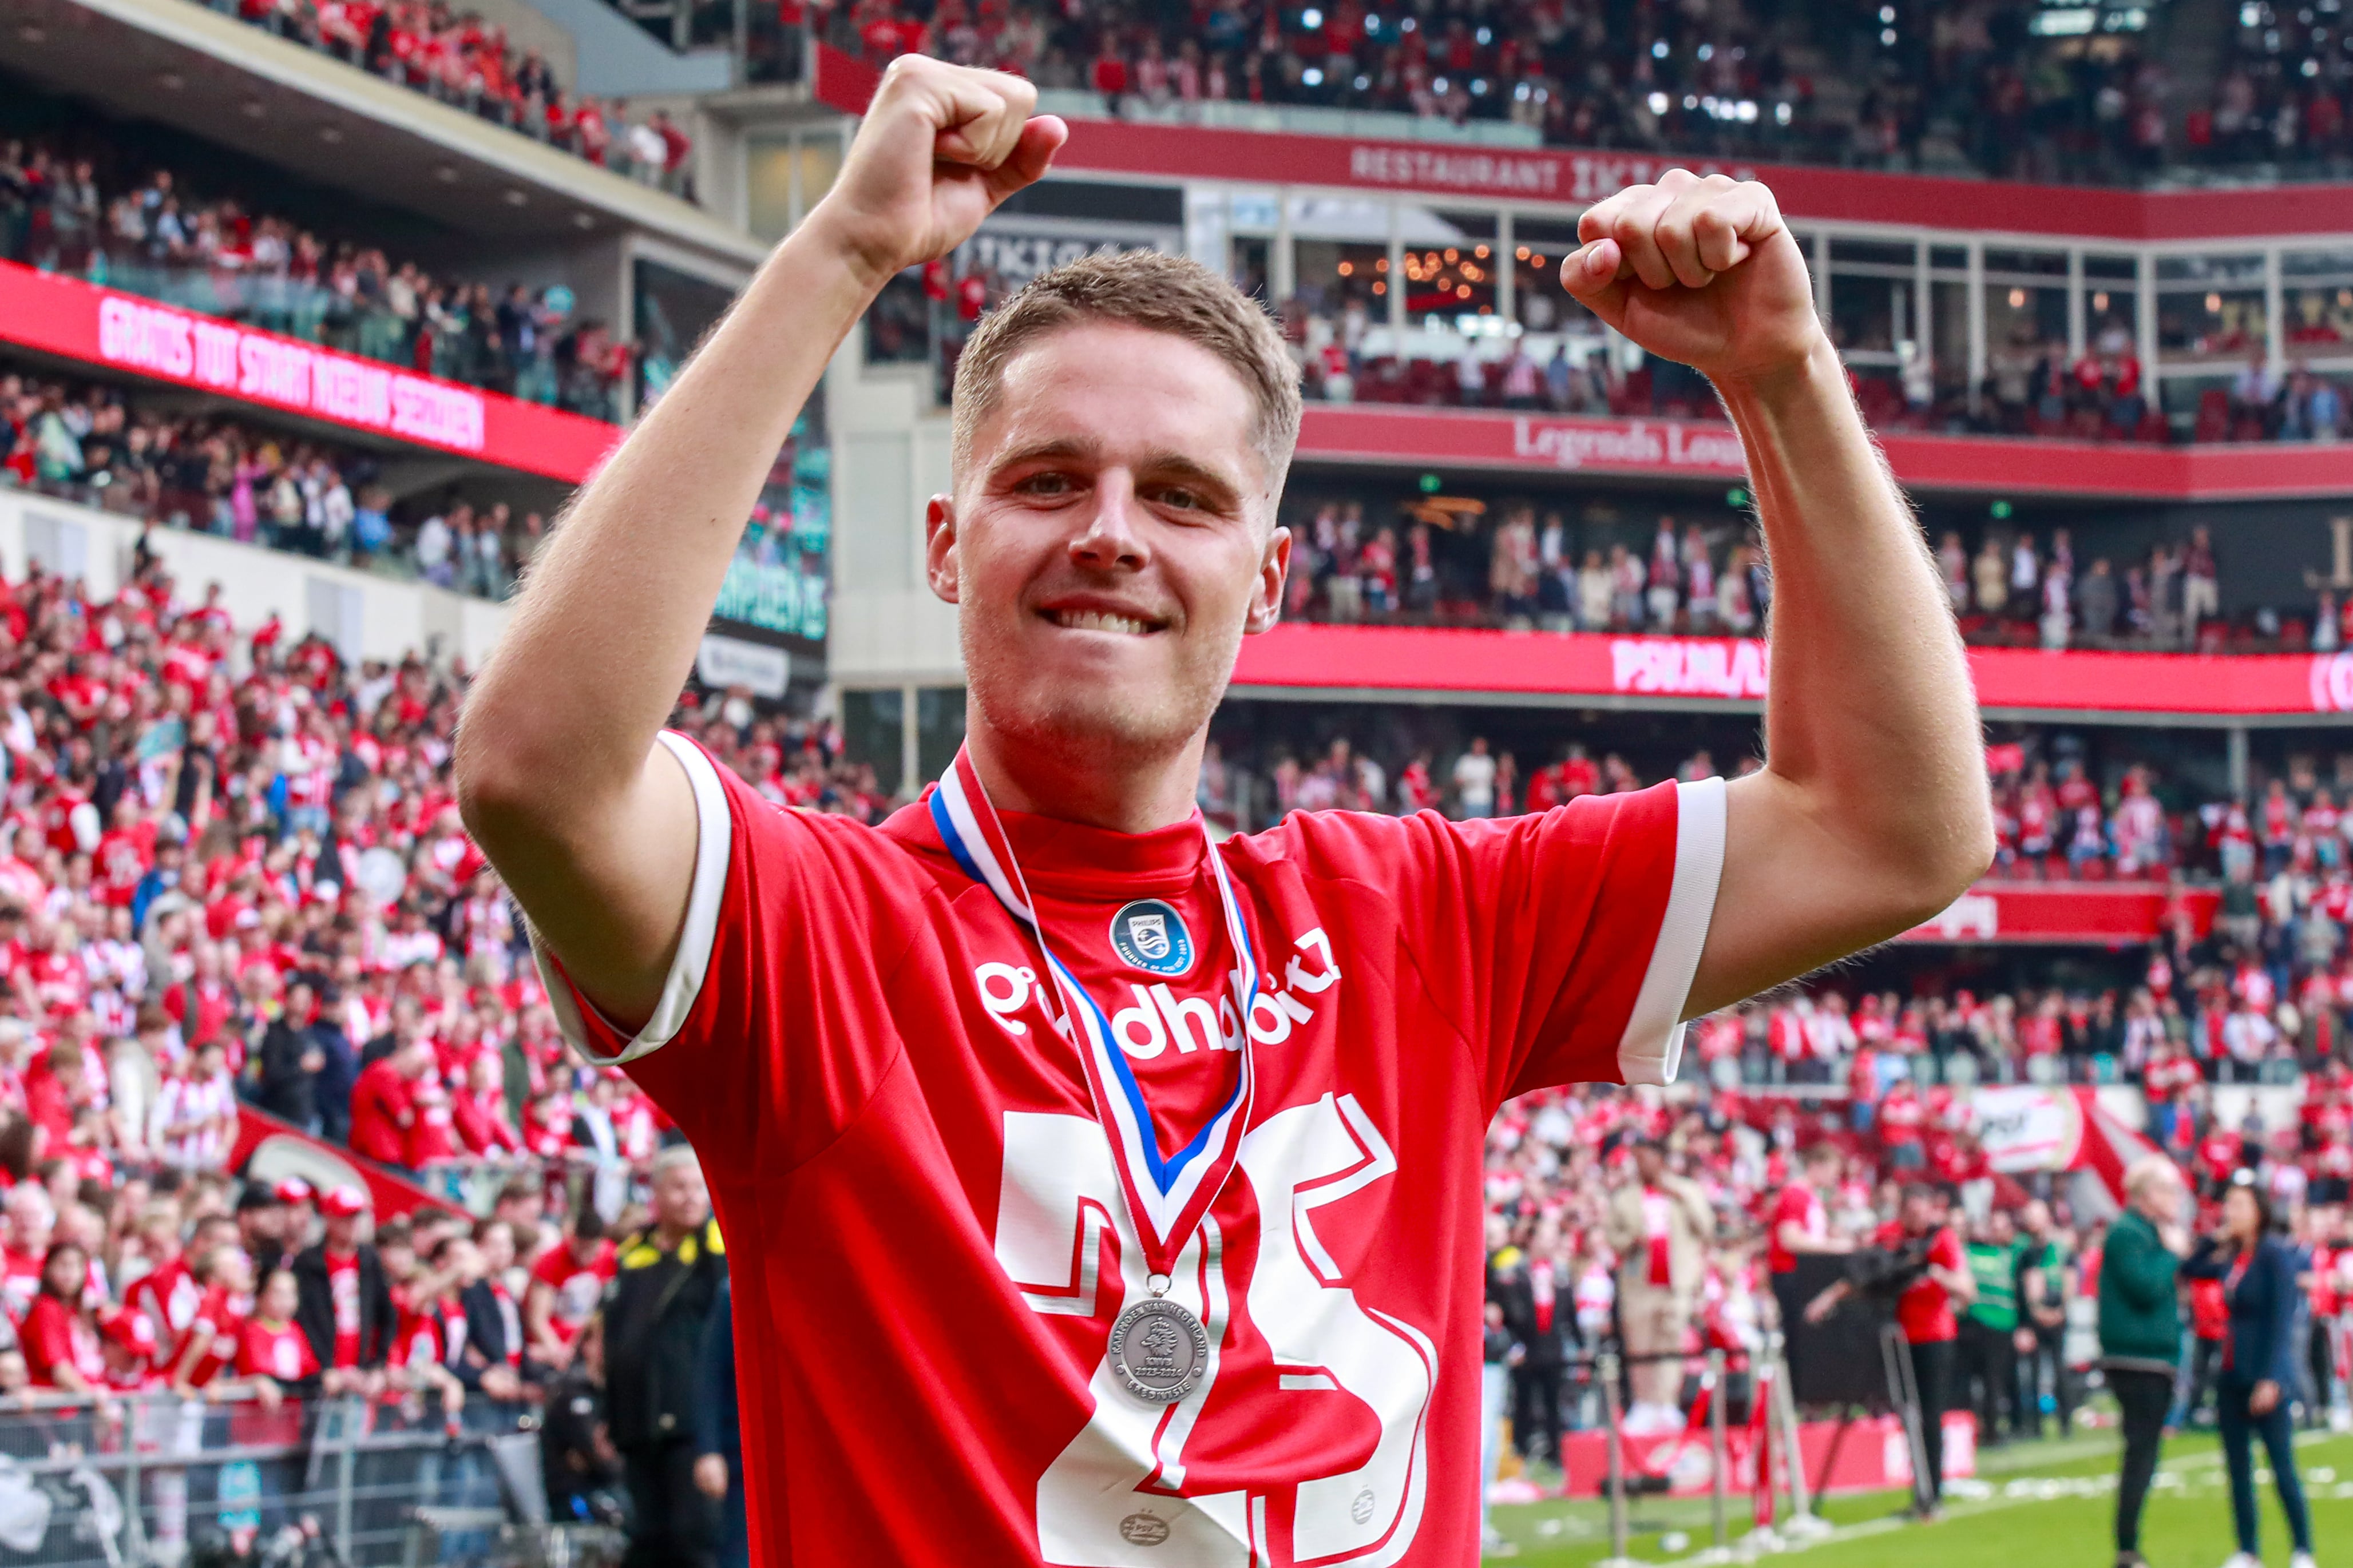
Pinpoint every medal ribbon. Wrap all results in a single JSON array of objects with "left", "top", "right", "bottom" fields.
[{"left": 931, "top": 745, "right": 1260, "bottom": 1283}]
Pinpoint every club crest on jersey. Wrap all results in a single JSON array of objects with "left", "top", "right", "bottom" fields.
[{"left": 1109, "top": 899, "right": 1193, "bottom": 976}]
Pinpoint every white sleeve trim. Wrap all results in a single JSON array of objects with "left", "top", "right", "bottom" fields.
[
  {"left": 530, "top": 731, "right": 733, "bottom": 1067},
  {"left": 1615, "top": 776, "right": 1728, "bottom": 1087}
]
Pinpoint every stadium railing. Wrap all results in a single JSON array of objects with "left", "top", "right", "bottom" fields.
[{"left": 0, "top": 1388, "right": 589, "bottom": 1568}]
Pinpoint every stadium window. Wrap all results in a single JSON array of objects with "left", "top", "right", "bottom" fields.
[
  {"left": 744, "top": 127, "right": 845, "bottom": 243},
  {"left": 1981, "top": 248, "right": 2070, "bottom": 366},
  {"left": 916, "top": 687, "right": 968, "bottom": 788},
  {"left": 1405, "top": 212, "right": 1499, "bottom": 332},
  {"left": 1828, "top": 237, "right": 1920, "bottom": 374},
  {"left": 2154, "top": 252, "right": 2268, "bottom": 365},
  {"left": 2281, "top": 248, "right": 2353, "bottom": 359},
  {"left": 2082, "top": 254, "right": 2140, "bottom": 360},
  {"left": 1511, "top": 216, "right": 1606, "bottom": 342},
  {"left": 1293, "top": 239, "right": 1393, "bottom": 320},
  {"left": 841, "top": 689, "right": 908, "bottom": 797}
]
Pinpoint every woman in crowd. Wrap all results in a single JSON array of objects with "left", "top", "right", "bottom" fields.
[
  {"left": 2180, "top": 1172, "right": 2319, "bottom": 1568},
  {"left": 19, "top": 1240, "right": 103, "bottom": 1395}
]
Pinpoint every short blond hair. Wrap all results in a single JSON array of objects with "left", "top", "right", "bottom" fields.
[{"left": 949, "top": 249, "right": 1301, "bottom": 490}]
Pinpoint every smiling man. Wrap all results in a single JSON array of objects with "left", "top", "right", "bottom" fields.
[{"left": 456, "top": 54, "right": 1991, "bottom": 1568}]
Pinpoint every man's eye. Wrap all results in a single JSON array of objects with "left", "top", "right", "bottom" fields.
[
  {"left": 1153, "top": 487, "right": 1203, "bottom": 511},
  {"left": 1018, "top": 473, "right": 1073, "bottom": 495}
]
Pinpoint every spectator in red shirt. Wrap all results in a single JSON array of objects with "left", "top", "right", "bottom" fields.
[
  {"left": 526, "top": 1205, "right": 615, "bottom": 1368},
  {"left": 1766, "top": 1144, "right": 1851, "bottom": 1336},
  {"left": 20, "top": 1241, "right": 104, "bottom": 1396},
  {"left": 348, "top": 1038, "right": 428, "bottom": 1170},
  {"left": 1805, "top": 1184, "right": 1975, "bottom": 1518},
  {"left": 167, "top": 1244, "right": 265, "bottom": 1406},
  {"left": 291, "top": 1185, "right": 395, "bottom": 1397},
  {"left": 453, "top": 1052, "right": 523, "bottom": 1157}
]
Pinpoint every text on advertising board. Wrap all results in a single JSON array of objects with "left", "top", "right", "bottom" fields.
[{"left": 97, "top": 297, "right": 486, "bottom": 454}]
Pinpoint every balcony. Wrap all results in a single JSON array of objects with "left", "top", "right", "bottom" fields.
[{"left": 1, "top": 0, "right": 763, "bottom": 265}]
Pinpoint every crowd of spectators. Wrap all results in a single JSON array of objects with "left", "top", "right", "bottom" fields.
[
  {"left": 1476, "top": 1074, "right": 2353, "bottom": 1479},
  {"left": 1201, "top": 727, "right": 2353, "bottom": 891},
  {"left": 0, "top": 540, "right": 2327, "bottom": 1555},
  {"left": 1285, "top": 281, "right": 2353, "bottom": 452},
  {"left": 1272, "top": 493, "right": 2314, "bottom": 652},
  {"left": 0, "top": 550, "right": 913, "bottom": 1557},
  {"left": 191, "top": 0, "right": 696, "bottom": 194},
  {"left": 0, "top": 137, "right": 634, "bottom": 423},
  {"left": 2192, "top": 8, "right": 2353, "bottom": 175},
  {"left": 828, "top": 0, "right": 2185, "bottom": 185},
  {"left": 0, "top": 368, "right": 551, "bottom": 602}
]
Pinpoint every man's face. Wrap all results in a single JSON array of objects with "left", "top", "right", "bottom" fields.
[
  {"left": 651, "top": 1161, "right": 710, "bottom": 1234},
  {"left": 929, "top": 323, "right": 1289, "bottom": 770},
  {"left": 1633, "top": 1146, "right": 1665, "bottom": 1186}
]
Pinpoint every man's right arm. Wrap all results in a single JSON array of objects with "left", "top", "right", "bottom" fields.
[{"left": 455, "top": 61, "right": 1064, "bottom": 1031}]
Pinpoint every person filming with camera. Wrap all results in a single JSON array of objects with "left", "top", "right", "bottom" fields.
[
  {"left": 2180, "top": 1170, "right": 2319, "bottom": 1568},
  {"left": 1803, "top": 1182, "right": 1974, "bottom": 1519}
]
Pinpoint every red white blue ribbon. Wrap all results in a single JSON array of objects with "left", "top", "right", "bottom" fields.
[{"left": 931, "top": 745, "right": 1261, "bottom": 1279}]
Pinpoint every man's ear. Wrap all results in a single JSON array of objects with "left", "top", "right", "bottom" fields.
[
  {"left": 1243, "top": 525, "right": 1291, "bottom": 636},
  {"left": 924, "top": 494, "right": 959, "bottom": 605}
]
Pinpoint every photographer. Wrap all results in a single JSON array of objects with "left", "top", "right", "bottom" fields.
[
  {"left": 2180, "top": 1172, "right": 2318, "bottom": 1568},
  {"left": 1805, "top": 1183, "right": 1974, "bottom": 1519}
]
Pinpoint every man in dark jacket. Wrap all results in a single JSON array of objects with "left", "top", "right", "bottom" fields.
[
  {"left": 310, "top": 984, "right": 359, "bottom": 1145},
  {"left": 2098, "top": 1156, "right": 2188, "bottom": 1568},
  {"left": 691, "top": 1277, "right": 746, "bottom": 1568},
  {"left": 1492, "top": 1214, "right": 1577, "bottom": 1476},
  {"left": 291, "top": 1185, "right": 396, "bottom": 1397},
  {"left": 605, "top": 1148, "right": 726, "bottom": 1568},
  {"left": 258, "top": 981, "right": 349, "bottom": 1137}
]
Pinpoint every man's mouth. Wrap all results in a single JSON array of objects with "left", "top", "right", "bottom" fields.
[{"left": 1042, "top": 608, "right": 1163, "bottom": 636}]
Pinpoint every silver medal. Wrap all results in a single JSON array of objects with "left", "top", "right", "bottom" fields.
[{"left": 1106, "top": 1294, "right": 1211, "bottom": 1404}]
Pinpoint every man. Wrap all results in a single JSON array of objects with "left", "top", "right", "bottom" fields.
[
  {"left": 456, "top": 55, "right": 1990, "bottom": 1566},
  {"left": 2014, "top": 1197, "right": 2074, "bottom": 1439},
  {"left": 1602, "top": 1138, "right": 1715, "bottom": 1434},
  {"left": 291, "top": 1185, "right": 394, "bottom": 1395},
  {"left": 1808, "top": 1184, "right": 1974, "bottom": 1517},
  {"left": 348, "top": 1037, "right": 426, "bottom": 1173},
  {"left": 235, "top": 1186, "right": 298, "bottom": 1281},
  {"left": 1491, "top": 1214, "right": 1574, "bottom": 1474},
  {"left": 1768, "top": 1142, "right": 1853, "bottom": 1339},
  {"left": 1956, "top": 1208, "right": 2027, "bottom": 1447},
  {"left": 2100, "top": 1155, "right": 2188, "bottom": 1568},
  {"left": 256, "top": 979, "right": 331, "bottom": 1134},
  {"left": 528, "top": 1205, "right": 616, "bottom": 1367},
  {"left": 603, "top": 1149, "right": 727, "bottom": 1568}
]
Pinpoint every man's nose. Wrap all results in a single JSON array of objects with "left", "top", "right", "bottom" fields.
[{"left": 1069, "top": 471, "right": 1150, "bottom": 571}]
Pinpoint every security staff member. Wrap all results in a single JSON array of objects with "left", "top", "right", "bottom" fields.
[{"left": 604, "top": 1148, "right": 727, "bottom": 1568}]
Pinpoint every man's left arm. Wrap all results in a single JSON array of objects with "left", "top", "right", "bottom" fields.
[{"left": 1566, "top": 174, "right": 1992, "bottom": 1013}]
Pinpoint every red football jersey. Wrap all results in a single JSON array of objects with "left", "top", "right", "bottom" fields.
[{"left": 537, "top": 735, "right": 1723, "bottom": 1568}]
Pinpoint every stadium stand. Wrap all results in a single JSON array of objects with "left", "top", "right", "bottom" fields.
[
  {"left": 817, "top": 0, "right": 2177, "bottom": 182},
  {"left": 5, "top": 0, "right": 2353, "bottom": 1554},
  {"left": 194, "top": 0, "right": 699, "bottom": 191},
  {"left": 2, "top": 367, "right": 550, "bottom": 598},
  {"left": 0, "top": 134, "right": 633, "bottom": 420}
]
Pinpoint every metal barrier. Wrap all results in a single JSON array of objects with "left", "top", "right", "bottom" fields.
[{"left": 0, "top": 1391, "right": 610, "bottom": 1568}]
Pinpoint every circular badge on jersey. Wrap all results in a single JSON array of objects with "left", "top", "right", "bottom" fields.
[
  {"left": 1107, "top": 1296, "right": 1210, "bottom": 1404},
  {"left": 1109, "top": 899, "right": 1194, "bottom": 977}
]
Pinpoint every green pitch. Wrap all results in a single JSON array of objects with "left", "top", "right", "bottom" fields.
[{"left": 1489, "top": 1427, "right": 2353, "bottom": 1566}]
